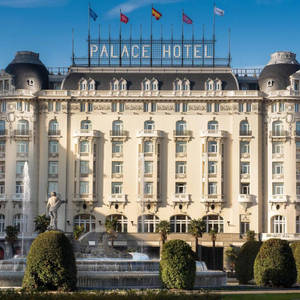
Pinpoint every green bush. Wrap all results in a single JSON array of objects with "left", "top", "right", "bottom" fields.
[
  {"left": 290, "top": 241, "right": 300, "bottom": 284},
  {"left": 235, "top": 241, "right": 261, "bottom": 284},
  {"left": 22, "top": 231, "right": 77, "bottom": 291},
  {"left": 160, "top": 239, "right": 196, "bottom": 290},
  {"left": 254, "top": 238, "right": 296, "bottom": 287}
]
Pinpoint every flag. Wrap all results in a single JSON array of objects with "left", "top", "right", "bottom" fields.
[
  {"left": 120, "top": 12, "right": 129, "bottom": 24},
  {"left": 152, "top": 7, "right": 162, "bottom": 20},
  {"left": 89, "top": 7, "right": 98, "bottom": 21},
  {"left": 183, "top": 12, "right": 192, "bottom": 24},
  {"left": 214, "top": 6, "right": 224, "bottom": 16}
]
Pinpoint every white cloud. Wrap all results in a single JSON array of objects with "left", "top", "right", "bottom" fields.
[
  {"left": 107, "top": 0, "right": 184, "bottom": 18},
  {"left": 0, "top": 0, "right": 67, "bottom": 8}
]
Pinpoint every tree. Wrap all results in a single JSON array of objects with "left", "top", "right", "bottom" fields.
[
  {"left": 246, "top": 230, "right": 256, "bottom": 242},
  {"left": 5, "top": 226, "right": 19, "bottom": 256},
  {"left": 34, "top": 214, "right": 50, "bottom": 234},
  {"left": 188, "top": 218, "right": 206, "bottom": 259},
  {"left": 105, "top": 217, "right": 118, "bottom": 248},
  {"left": 73, "top": 225, "right": 85, "bottom": 240},
  {"left": 209, "top": 229, "right": 217, "bottom": 270},
  {"left": 156, "top": 220, "right": 170, "bottom": 245},
  {"left": 290, "top": 241, "right": 300, "bottom": 284},
  {"left": 225, "top": 246, "right": 240, "bottom": 273}
]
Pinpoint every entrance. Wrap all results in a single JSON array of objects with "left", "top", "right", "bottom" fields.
[{"left": 201, "top": 246, "right": 224, "bottom": 270}]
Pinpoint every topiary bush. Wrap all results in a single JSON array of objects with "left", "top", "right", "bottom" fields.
[
  {"left": 254, "top": 238, "right": 296, "bottom": 287},
  {"left": 22, "top": 231, "right": 77, "bottom": 291},
  {"left": 290, "top": 241, "right": 300, "bottom": 284},
  {"left": 235, "top": 240, "right": 261, "bottom": 284},
  {"left": 160, "top": 239, "right": 196, "bottom": 290}
]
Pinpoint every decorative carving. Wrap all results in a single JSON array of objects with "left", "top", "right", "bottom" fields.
[
  {"left": 188, "top": 104, "right": 206, "bottom": 111},
  {"left": 220, "top": 104, "right": 232, "bottom": 111},
  {"left": 125, "top": 104, "right": 143, "bottom": 111},
  {"left": 157, "top": 104, "right": 174, "bottom": 111},
  {"left": 70, "top": 104, "right": 80, "bottom": 111},
  {"left": 94, "top": 104, "right": 111, "bottom": 111}
]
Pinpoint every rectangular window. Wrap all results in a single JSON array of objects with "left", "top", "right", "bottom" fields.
[
  {"left": 80, "top": 141, "right": 89, "bottom": 153},
  {"left": 119, "top": 103, "right": 124, "bottom": 112},
  {"left": 176, "top": 141, "right": 187, "bottom": 154},
  {"left": 208, "top": 182, "right": 217, "bottom": 194},
  {"left": 1, "top": 101, "right": 6, "bottom": 113},
  {"left": 241, "top": 183, "right": 250, "bottom": 194},
  {"left": 55, "top": 102, "right": 61, "bottom": 112},
  {"left": 16, "top": 101, "right": 22, "bottom": 111},
  {"left": 49, "top": 140, "right": 58, "bottom": 154},
  {"left": 0, "top": 141, "right": 5, "bottom": 153},
  {"left": 112, "top": 161, "right": 123, "bottom": 174},
  {"left": 16, "top": 181, "right": 24, "bottom": 194},
  {"left": 272, "top": 142, "right": 283, "bottom": 154},
  {"left": 144, "top": 182, "right": 153, "bottom": 194},
  {"left": 48, "top": 102, "right": 53, "bottom": 112},
  {"left": 80, "top": 103, "right": 85, "bottom": 112},
  {"left": 111, "top": 103, "right": 117, "bottom": 112},
  {"left": 0, "top": 183, "right": 5, "bottom": 194},
  {"left": 208, "top": 161, "right": 217, "bottom": 174},
  {"left": 144, "top": 161, "right": 153, "bottom": 174},
  {"left": 176, "top": 161, "right": 186, "bottom": 174},
  {"left": 182, "top": 103, "right": 188, "bottom": 112},
  {"left": 175, "top": 182, "right": 186, "bottom": 194},
  {"left": 48, "top": 161, "right": 58, "bottom": 175},
  {"left": 214, "top": 103, "right": 220, "bottom": 112},
  {"left": 279, "top": 103, "right": 285, "bottom": 112},
  {"left": 272, "top": 183, "right": 284, "bottom": 195},
  {"left": 246, "top": 103, "right": 252, "bottom": 112},
  {"left": 16, "top": 161, "right": 26, "bottom": 175},
  {"left": 80, "top": 161, "right": 89, "bottom": 175},
  {"left": 143, "top": 103, "right": 149, "bottom": 112},
  {"left": 88, "top": 103, "right": 93, "bottom": 112},
  {"left": 272, "top": 162, "right": 283, "bottom": 174},
  {"left": 239, "top": 103, "right": 244, "bottom": 112},
  {"left": 206, "top": 103, "right": 212, "bottom": 112},
  {"left": 271, "top": 103, "right": 277, "bottom": 112},
  {"left": 24, "top": 102, "right": 30, "bottom": 112},
  {"left": 112, "top": 141, "right": 123, "bottom": 154},
  {"left": 0, "top": 162, "right": 5, "bottom": 174},
  {"left": 48, "top": 181, "right": 58, "bottom": 194},
  {"left": 151, "top": 103, "right": 156, "bottom": 112},
  {"left": 144, "top": 141, "right": 153, "bottom": 153},
  {"left": 240, "top": 221, "right": 250, "bottom": 234},
  {"left": 175, "top": 103, "right": 180, "bottom": 112},
  {"left": 240, "top": 141, "right": 250, "bottom": 154},
  {"left": 112, "top": 182, "right": 122, "bottom": 194},
  {"left": 80, "top": 181, "right": 89, "bottom": 194},
  {"left": 295, "top": 103, "right": 299, "bottom": 113},
  {"left": 16, "top": 141, "right": 28, "bottom": 154},
  {"left": 208, "top": 141, "right": 217, "bottom": 153},
  {"left": 241, "top": 162, "right": 250, "bottom": 174}
]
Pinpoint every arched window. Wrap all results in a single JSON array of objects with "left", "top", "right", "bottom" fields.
[
  {"left": 87, "top": 79, "right": 95, "bottom": 90},
  {"left": 79, "top": 78, "right": 87, "bottom": 90},
  {"left": 0, "top": 215, "right": 5, "bottom": 233},
  {"left": 79, "top": 140, "right": 89, "bottom": 153},
  {"left": 74, "top": 214, "right": 95, "bottom": 232},
  {"left": 138, "top": 215, "right": 159, "bottom": 233},
  {"left": 240, "top": 120, "right": 250, "bottom": 136},
  {"left": 170, "top": 215, "right": 191, "bottom": 233},
  {"left": 49, "top": 120, "right": 59, "bottom": 135},
  {"left": 176, "top": 120, "right": 186, "bottom": 134},
  {"left": 13, "top": 214, "right": 27, "bottom": 232},
  {"left": 174, "top": 79, "right": 182, "bottom": 91},
  {"left": 81, "top": 120, "right": 92, "bottom": 132},
  {"left": 296, "top": 216, "right": 300, "bottom": 233},
  {"left": 182, "top": 79, "right": 190, "bottom": 91},
  {"left": 120, "top": 79, "right": 127, "bottom": 91},
  {"left": 208, "top": 121, "right": 218, "bottom": 132},
  {"left": 151, "top": 79, "right": 158, "bottom": 91},
  {"left": 208, "top": 141, "right": 217, "bottom": 153},
  {"left": 296, "top": 121, "right": 300, "bottom": 136},
  {"left": 17, "top": 120, "right": 29, "bottom": 135},
  {"left": 272, "top": 121, "right": 283, "bottom": 136},
  {"left": 106, "top": 214, "right": 128, "bottom": 233},
  {"left": 142, "top": 79, "right": 150, "bottom": 91},
  {"left": 205, "top": 79, "right": 214, "bottom": 91},
  {"left": 271, "top": 215, "right": 286, "bottom": 233},
  {"left": 112, "top": 120, "right": 123, "bottom": 135},
  {"left": 144, "top": 120, "right": 155, "bottom": 131},
  {"left": 0, "top": 120, "right": 5, "bottom": 135},
  {"left": 111, "top": 79, "right": 119, "bottom": 91},
  {"left": 214, "top": 79, "right": 222, "bottom": 91},
  {"left": 203, "top": 215, "right": 224, "bottom": 233}
]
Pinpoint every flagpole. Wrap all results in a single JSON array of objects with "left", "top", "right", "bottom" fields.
[
  {"left": 130, "top": 24, "right": 132, "bottom": 66},
  {"left": 119, "top": 9, "right": 122, "bottom": 66},
  {"left": 192, "top": 23, "right": 194, "bottom": 67},
  {"left": 202, "top": 24, "right": 205, "bottom": 67},
  {"left": 150, "top": 4, "right": 153, "bottom": 67},
  {"left": 98, "top": 24, "right": 101, "bottom": 66},
  {"left": 181, "top": 9, "right": 184, "bottom": 67},
  {"left": 88, "top": 2, "right": 91, "bottom": 67},
  {"left": 228, "top": 28, "right": 231, "bottom": 67},
  {"left": 213, "top": 1, "right": 216, "bottom": 68},
  {"left": 72, "top": 28, "right": 75, "bottom": 66},
  {"left": 160, "top": 24, "right": 163, "bottom": 66}
]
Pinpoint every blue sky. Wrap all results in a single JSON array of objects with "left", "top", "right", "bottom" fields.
[{"left": 0, "top": 0, "right": 299, "bottom": 69}]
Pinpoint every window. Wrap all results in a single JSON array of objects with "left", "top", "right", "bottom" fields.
[
  {"left": 205, "top": 80, "right": 214, "bottom": 91},
  {"left": 203, "top": 215, "right": 224, "bottom": 233},
  {"left": 0, "top": 141, "right": 5, "bottom": 153},
  {"left": 17, "top": 101, "right": 22, "bottom": 111},
  {"left": 240, "top": 120, "right": 250, "bottom": 135},
  {"left": 208, "top": 182, "right": 217, "bottom": 195},
  {"left": 74, "top": 214, "right": 96, "bottom": 232},
  {"left": 120, "top": 80, "right": 127, "bottom": 91},
  {"left": 214, "top": 103, "right": 220, "bottom": 112},
  {"left": 80, "top": 103, "right": 85, "bottom": 112},
  {"left": 0, "top": 121, "right": 5, "bottom": 135},
  {"left": 296, "top": 121, "right": 300, "bottom": 136},
  {"left": 112, "top": 161, "right": 123, "bottom": 174},
  {"left": 138, "top": 215, "right": 159, "bottom": 233},
  {"left": 80, "top": 141, "right": 89, "bottom": 153},
  {"left": 176, "top": 161, "right": 186, "bottom": 174},
  {"left": 296, "top": 216, "right": 300, "bottom": 233},
  {"left": 81, "top": 120, "right": 92, "bottom": 132},
  {"left": 143, "top": 103, "right": 149, "bottom": 112},
  {"left": 271, "top": 103, "right": 277, "bottom": 113},
  {"left": 79, "top": 79, "right": 87, "bottom": 90},
  {"left": 208, "top": 121, "right": 218, "bottom": 132},
  {"left": 106, "top": 215, "right": 128, "bottom": 233},
  {"left": 144, "top": 182, "right": 153, "bottom": 195},
  {"left": 55, "top": 102, "right": 61, "bottom": 112},
  {"left": 0, "top": 183, "right": 4, "bottom": 195},
  {"left": 144, "top": 120, "right": 155, "bottom": 130},
  {"left": 272, "top": 142, "right": 283, "bottom": 154},
  {"left": 272, "top": 121, "right": 283, "bottom": 136},
  {"left": 272, "top": 215, "right": 286, "bottom": 233},
  {"left": 112, "top": 141, "right": 123, "bottom": 154},
  {"left": 267, "top": 80, "right": 274, "bottom": 87},
  {"left": 16, "top": 181, "right": 24, "bottom": 194},
  {"left": 207, "top": 103, "right": 212, "bottom": 112},
  {"left": 119, "top": 103, "right": 124, "bottom": 113},
  {"left": 1, "top": 101, "right": 6, "bottom": 113},
  {"left": 176, "top": 120, "right": 186, "bottom": 133},
  {"left": 87, "top": 103, "right": 93, "bottom": 112},
  {"left": 17, "top": 120, "right": 29, "bottom": 135},
  {"left": 48, "top": 102, "right": 53, "bottom": 112},
  {"left": 241, "top": 183, "right": 250, "bottom": 194},
  {"left": 182, "top": 103, "right": 188, "bottom": 112},
  {"left": 0, "top": 162, "right": 5, "bottom": 175},
  {"left": 144, "top": 161, "right": 153, "bottom": 174},
  {"left": 49, "top": 140, "right": 58, "bottom": 154},
  {"left": 48, "top": 161, "right": 58, "bottom": 175},
  {"left": 111, "top": 103, "right": 117, "bottom": 112},
  {"left": 272, "top": 162, "right": 283, "bottom": 174},
  {"left": 0, "top": 215, "right": 5, "bottom": 233},
  {"left": 144, "top": 141, "right": 153, "bottom": 153},
  {"left": 240, "top": 221, "right": 250, "bottom": 235},
  {"left": 208, "top": 161, "right": 217, "bottom": 174},
  {"left": 112, "top": 182, "right": 122, "bottom": 194},
  {"left": 239, "top": 103, "right": 244, "bottom": 112},
  {"left": 175, "top": 182, "right": 186, "bottom": 194},
  {"left": 16, "top": 141, "right": 28, "bottom": 154},
  {"left": 24, "top": 102, "right": 30, "bottom": 112},
  {"left": 272, "top": 183, "right": 284, "bottom": 195},
  {"left": 16, "top": 161, "right": 26, "bottom": 175},
  {"left": 208, "top": 141, "right": 217, "bottom": 153},
  {"left": 13, "top": 214, "right": 27, "bottom": 232},
  {"left": 80, "top": 181, "right": 89, "bottom": 194},
  {"left": 174, "top": 80, "right": 181, "bottom": 91},
  {"left": 112, "top": 120, "right": 123, "bottom": 134},
  {"left": 279, "top": 103, "right": 285, "bottom": 112},
  {"left": 170, "top": 215, "right": 191, "bottom": 233},
  {"left": 176, "top": 141, "right": 187, "bottom": 154},
  {"left": 48, "top": 181, "right": 58, "bottom": 195},
  {"left": 183, "top": 80, "right": 190, "bottom": 91},
  {"left": 241, "top": 162, "right": 250, "bottom": 174},
  {"left": 80, "top": 161, "right": 89, "bottom": 175},
  {"left": 295, "top": 103, "right": 299, "bottom": 112},
  {"left": 175, "top": 103, "right": 180, "bottom": 112},
  {"left": 246, "top": 103, "right": 251, "bottom": 112},
  {"left": 49, "top": 120, "right": 59, "bottom": 135},
  {"left": 240, "top": 141, "right": 250, "bottom": 154}
]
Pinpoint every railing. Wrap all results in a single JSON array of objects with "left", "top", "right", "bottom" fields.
[
  {"left": 14, "top": 129, "right": 31, "bottom": 136},
  {"left": 238, "top": 194, "right": 255, "bottom": 203},
  {"left": 108, "top": 194, "right": 126, "bottom": 202},
  {"left": 173, "top": 130, "right": 193, "bottom": 137},
  {"left": 239, "top": 130, "right": 252, "bottom": 136},
  {"left": 233, "top": 68, "right": 262, "bottom": 77},
  {"left": 137, "top": 129, "right": 163, "bottom": 137},
  {"left": 200, "top": 129, "right": 225, "bottom": 137},
  {"left": 110, "top": 130, "right": 128, "bottom": 137},
  {"left": 173, "top": 194, "right": 190, "bottom": 202},
  {"left": 73, "top": 129, "right": 100, "bottom": 138},
  {"left": 270, "top": 130, "right": 288, "bottom": 137},
  {"left": 47, "top": 67, "right": 69, "bottom": 75},
  {"left": 0, "top": 130, "right": 7, "bottom": 136},
  {"left": 48, "top": 130, "right": 61, "bottom": 136},
  {"left": 268, "top": 195, "right": 288, "bottom": 203}
]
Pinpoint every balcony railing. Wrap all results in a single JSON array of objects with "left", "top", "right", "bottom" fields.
[
  {"left": 108, "top": 194, "right": 126, "bottom": 203},
  {"left": 239, "top": 130, "right": 252, "bottom": 136},
  {"left": 269, "top": 130, "right": 288, "bottom": 138},
  {"left": 268, "top": 195, "right": 288, "bottom": 203},
  {"left": 48, "top": 130, "right": 61, "bottom": 136},
  {"left": 238, "top": 194, "right": 255, "bottom": 203},
  {"left": 173, "top": 193, "right": 190, "bottom": 203},
  {"left": 73, "top": 129, "right": 100, "bottom": 138},
  {"left": 0, "top": 194, "right": 7, "bottom": 201},
  {"left": 14, "top": 129, "right": 31, "bottom": 136},
  {"left": 201, "top": 194, "right": 223, "bottom": 203},
  {"left": 173, "top": 130, "right": 193, "bottom": 137},
  {"left": 200, "top": 129, "right": 226, "bottom": 137},
  {"left": 110, "top": 130, "right": 128, "bottom": 137},
  {"left": 136, "top": 129, "right": 163, "bottom": 138}
]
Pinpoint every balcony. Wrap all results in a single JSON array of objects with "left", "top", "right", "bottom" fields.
[
  {"left": 138, "top": 194, "right": 160, "bottom": 203},
  {"left": 48, "top": 130, "right": 61, "bottom": 136},
  {"left": 268, "top": 195, "right": 288, "bottom": 203},
  {"left": 0, "top": 194, "right": 7, "bottom": 202},
  {"left": 239, "top": 130, "right": 252, "bottom": 137},
  {"left": 201, "top": 194, "right": 224, "bottom": 203},
  {"left": 173, "top": 193, "right": 190, "bottom": 203},
  {"left": 200, "top": 129, "right": 226, "bottom": 138},
  {"left": 14, "top": 129, "right": 31, "bottom": 137},
  {"left": 136, "top": 129, "right": 163, "bottom": 138},
  {"left": 0, "top": 129, "right": 7, "bottom": 137},
  {"left": 73, "top": 193, "right": 96, "bottom": 202},
  {"left": 261, "top": 233, "right": 300, "bottom": 241},
  {"left": 238, "top": 194, "right": 255, "bottom": 203},
  {"left": 272, "top": 153, "right": 284, "bottom": 160},
  {"left": 272, "top": 173, "right": 284, "bottom": 180},
  {"left": 173, "top": 130, "right": 193, "bottom": 139},
  {"left": 109, "top": 130, "right": 128, "bottom": 139},
  {"left": 12, "top": 193, "right": 24, "bottom": 201},
  {"left": 269, "top": 130, "right": 289, "bottom": 138},
  {"left": 73, "top": 129, "right": 100, "bottom": 138},
  {"left": 108, "top": 194, "right": 127, "bottom": 203}
]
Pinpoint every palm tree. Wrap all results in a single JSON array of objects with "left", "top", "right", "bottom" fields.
[
  {"left": 105, "top": 217, "right": 118, "bottom": 248},
  {"left": 156, "top": 220, "right": 170, "bottom": 245},
  {"left": 34, "top": 214, "right": 50, "bottom": 234},
  {"left": 209, "top": 229, "right": 217, "bottom": 270},
  {"left": 189, "top": 218, "right": 206, "bottom": 259}
]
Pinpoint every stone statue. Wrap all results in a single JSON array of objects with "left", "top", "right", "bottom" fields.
[{"left": 46, "top": 192, "right": 62, "bottom": 230}]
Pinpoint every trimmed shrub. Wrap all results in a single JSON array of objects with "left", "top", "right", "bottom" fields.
[
  {"left": 235, "top": 241, "right": 261, "bottom": 284},
  {"left": 22, "top": 231, "right": 77, "bottom": 291},
  {"left": 290, "top": 241, "right": 300, "bottom": 284},
  {"left": 160, "top": 239, "right": 196, "bottom": 290},
  {"left": 254, "top": 238, "right": 296, "bottom": 287}
]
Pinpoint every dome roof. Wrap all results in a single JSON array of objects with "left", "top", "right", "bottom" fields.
[
  {"left": 259, "top": 51, "right": 300, "bottom": 92},
  {"left": 5, "top": 51, "right": 49, "bottom": 91}
]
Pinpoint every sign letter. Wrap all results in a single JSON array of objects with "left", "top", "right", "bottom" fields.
[
  {"left": 111, "top": 45, "right": 118, "bottom": 58},
  {"left": 100, "top": 45, "right": 109, "bottom": 58},
  {"left": 194, "top": 45, "right": 202, "bottom": 58},
  {"left": 90, "top": 44, "right": 98, "bottom": 58},
  {"left": 132, "top": 45, "right": 139, "bottom": 58},
  {"left": 173, "top": 45, "right": 181, "bottom": 58},
  {"left": 163, "top": 45, "right": 171, "bottom": 58},
  {"left": 142, "top": 45, "right": 150, "bottom": 58}
]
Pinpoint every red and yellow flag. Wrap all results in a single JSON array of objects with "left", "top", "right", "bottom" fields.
[{"left": 152, "top": 7, "right": 162, "bottom": 20}]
